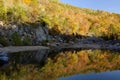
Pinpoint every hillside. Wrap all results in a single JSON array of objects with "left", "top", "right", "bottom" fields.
[{"left": 0, "top": 0, "right": 120, "bottom": 46}]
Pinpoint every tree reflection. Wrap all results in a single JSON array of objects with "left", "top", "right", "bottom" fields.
[
  {"left": 41, "top": 50, "right": 120, "bottom": 79},
  {"left": 0, "top": 50, "right": 120, "bottom": 80}
]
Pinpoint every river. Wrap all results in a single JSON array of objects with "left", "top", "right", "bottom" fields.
[{"left": 0, "top": 49, "right": 120, "bottom": 80}]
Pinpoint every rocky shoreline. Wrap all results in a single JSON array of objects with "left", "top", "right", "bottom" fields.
[
  {"left": 52, "top": 37, "right": 120, "bottom": 52},
  {"left": 0, "top": 46, "right": 49, "bottom": 53},
  {"left": 0, "top": 37, "right": 120, "bottom": 53},
  {"left": 0, "top": 38, "right": 120, "bottom": 67},
  {"left": 0, "top": 23, "right": 50, "bottom": 46},
  {"left": 0, "top": 23, "right": 120, "bottom": 53}
]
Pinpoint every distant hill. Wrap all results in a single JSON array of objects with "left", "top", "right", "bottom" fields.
[{"left": 0, "top": 0, "right": 120, "bottom": 39}]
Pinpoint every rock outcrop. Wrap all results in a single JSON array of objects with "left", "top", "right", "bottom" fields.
[{"left": 0, "top": 23, "right": 50, "bottom": 46}]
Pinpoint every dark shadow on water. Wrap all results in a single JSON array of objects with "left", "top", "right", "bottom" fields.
[{"left": 9, "top": 49, "right": 49, "bottom": 67}]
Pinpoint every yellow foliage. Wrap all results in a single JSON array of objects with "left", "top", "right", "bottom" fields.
[
  {"left": 0, "top": 0, "right": 120, "bottom": 38},
  {"left": 23, "top": 0, "right": 31, "bottom": 5},
  {"left": 98, "top": 27, "right": 109, "bottom": 33}
]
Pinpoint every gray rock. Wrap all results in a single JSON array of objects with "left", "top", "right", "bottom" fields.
[
  {"left": 35, "top": 26, "right": 49, "bottom": 41},
  {"left": 0, "top": 44, "right": 3, "bottom": 47},
  {"left": 0, "top": 24, "right": 50, "bottom": 45},
  {"left": 114, "top": 43, "right": 120, "bottom": 46},
  {"left": 0, "top": 30, "right": 5, "bottom": 36},
  {"left": 49, "top": 43, "right": 58, "bottom": 47}
]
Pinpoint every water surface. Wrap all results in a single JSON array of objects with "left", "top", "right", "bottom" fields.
[
  {"left": 59, "top": 70, "right": 120, "bottom": 80},
  {"left": 0, "top": 49, "right": 120, "bottom": 80}
]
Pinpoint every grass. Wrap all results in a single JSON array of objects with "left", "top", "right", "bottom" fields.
[{"left": 0, "top": 0, "right": 120, "bottom": 39}]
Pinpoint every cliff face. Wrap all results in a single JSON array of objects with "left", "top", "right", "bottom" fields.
[{"left": 0, "top": 23, "right": 49, "bottom": 46}]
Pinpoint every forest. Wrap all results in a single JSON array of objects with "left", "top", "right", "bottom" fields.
[{"left": 0, "top": 0, "right": 120, "bottom": 39}]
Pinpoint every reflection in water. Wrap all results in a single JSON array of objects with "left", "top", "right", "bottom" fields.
[
  {"left": 0, "top": 52, "right": 8, "bottom": 67},
  {"left": 8, "top": 49, "right": 49, "bottom": 66},
  {"left": 0, "top": 50, "right": 120, "bottom": 80}
]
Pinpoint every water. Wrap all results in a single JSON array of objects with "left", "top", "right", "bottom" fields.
[
  {"left": 59, "top": 71, "right": 120, "bottom": 80},
  {"left": 0, "top": 49, "right": 120, "bottom": 80}
]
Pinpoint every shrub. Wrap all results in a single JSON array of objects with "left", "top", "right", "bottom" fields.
[
  {"left": 11, "top": 32, "right": 22, "bottom": 46},
  {"left": 0, "top": 36, "right": 9, "bottom": 46},
  {"left": 23, "top": 36, "right": 31, "bottom": 45}
]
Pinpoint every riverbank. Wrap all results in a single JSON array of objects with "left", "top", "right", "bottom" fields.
[
  {"left": 49, "top": 37, "right": 120, "bottom": 52},
  {"left": 0, "top": 37, "right": 120, "bottom": 53},
  {"left": 0, "top": 46, "right": 49, "bottom": 53}
]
